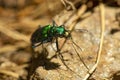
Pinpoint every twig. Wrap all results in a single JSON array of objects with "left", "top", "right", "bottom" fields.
[
  {"left": 10, "top": 64, "right": 29, "bottom": 71},
  {"left": 61, "top": 0, "right": 76, "bottom": 10},
  {"left": 59, "top": 4, "right": 87, "bottom": 49},
  {"left": 0, "top": 69, "right": 19, "bottom": 78},
  {"left": 61, "top": 0, "right": 67, "bottom": 8},
  {"left": 83, "top": 3, "right": 105, "bottom": 80},
  {"left": 0, "top": 42, "right": 28, "bottom": 53},
  {"left": 65, "top": 4, "right": 87, "bottom": 28},
  {"left": 0, "top": 24, "right": 30, "bottom": 43}
]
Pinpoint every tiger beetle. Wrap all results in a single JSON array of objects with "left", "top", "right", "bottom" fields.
[
  {"left": 31, "top": 21, "right": 70, "bottom": 49},
  {"left": 31, "top": 21, "right": 90, "bottom": 72}
]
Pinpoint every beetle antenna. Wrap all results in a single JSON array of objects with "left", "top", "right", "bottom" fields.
[{"left": 70, "top": 36, "right": 89, "bottom": 70}]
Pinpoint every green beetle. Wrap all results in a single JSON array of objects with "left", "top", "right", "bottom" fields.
[
  {"left": 31, "top": 21, "right": 92, "bottom": 73},
  {"left": 31, "top": 22, "right": 69, "bottom": 48}
]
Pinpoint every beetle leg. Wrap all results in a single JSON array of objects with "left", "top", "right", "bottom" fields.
[{"left": 55, "top": 37, "right": 77, "bottom": 73}]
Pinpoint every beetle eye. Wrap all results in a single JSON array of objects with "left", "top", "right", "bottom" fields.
[{"left": 64, "top": 31, "right": 68, "bottom": 36}]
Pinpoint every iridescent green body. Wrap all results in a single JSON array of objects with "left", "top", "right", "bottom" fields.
[{"left": 31, "top": 24, "right": 68, "bottom": 47}]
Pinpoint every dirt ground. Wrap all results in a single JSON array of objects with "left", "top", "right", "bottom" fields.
[{"left": 0, "top": 0, "right": 120, "bottom": 80}]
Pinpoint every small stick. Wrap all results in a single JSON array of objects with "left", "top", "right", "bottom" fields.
[
  {"left": 0, "top": 24, "right": 30, "bottom": 43},
  {"left": 0, "top": 69, "right": 19, "bottom": 78},
  {"left": 61, "top": 0, "right": 76, "bottom": 10},
  {"left": 83, "top": 3, "right": 105, "bottom": 80},
  {"left": 59, "top": 4, "right": 87, "bottom": 49}
]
